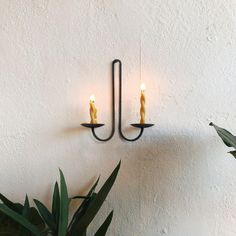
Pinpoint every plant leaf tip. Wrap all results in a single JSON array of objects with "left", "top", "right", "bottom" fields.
[{"left": 117, "top": 160, "right": 121, "bottom": 168}]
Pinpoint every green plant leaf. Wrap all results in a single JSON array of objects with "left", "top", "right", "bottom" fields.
[
  {"left": 58, "top": 169, "right": 69, "bottom": 236},
  {"left": 0, "top": 220, "right": 20, "bottom": 235},
  {"left": 0, "top": 211, "right": 21, "bottom": 236},
  {"left": 0, "top": 194, "right": 23, "bottom": 213},
  {"left": 69, "top": 193, "right": 97, "bottom": 236},
  {"left": 71, "top": 161, "right": 120, "bottom": 235},
  {"left": 0, "top": 195, "right": 44, "bottom": 236},
  {"left": 210, "top": 122, "right": 236, "bottom": 148},
  {"left": 34, "top": 199, "right": 56, "bottom": 232},
  {"left": 94, "top": 211, "right": 113, "bottom": 236},
  {"left": 52, "top": 181, "right": 60, "bottom": 233},
  {"left": 22, "top": 196, "right": 30, "bottom": 218},
  {"left": 0, "top": 204, "right": 44, "bottom": 236},
  {"left": 19, "top": 195, "right": 31, "bottom": 236},
  {"left": 67, "top": 177, "right": 99, "bottom": 235},
  {"left": 229, "top": 151, "right": 236, "bottom": 159},
  {"left": 28, "top": 207, "right": 45, "bottom": 231},
  {"left": 71, "top": 176, "right": 100, "bottom": 202}
]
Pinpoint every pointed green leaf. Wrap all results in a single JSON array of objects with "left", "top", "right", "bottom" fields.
[
  {"left": 68, "top": 192, "right": 97, "bottom": 235},
  {"left": 210, "top": 122, "right": 236, "bottom": 148},
  {"left": 71, "top": 176, "right": 100, "bottom": 202},
  {"left": 34, "top": 199, "right": 56, "bottom": 232},
  {"left": 28, "top": 207, "right": 45, "bottom": 231},
  {"left": 19, "top": 195, "right": 31, "bottom": 236},
  {"left": 0, "top": 204, "right": 44, "bottom": 236},
  {"left": 72, "top": 161, "right": 120, "bottom": 234},
  {"left": 58, "top": 169, "right": 69, "bottom": 236},
  {"left": 0, "top": 212, "right": 21, "bottom": 235},
  {"left": 0, "top": 218, "right": 20, "bottom": 235},
  {"left": 22, "top": 195, "right": 30, "bottom": 218},
  {"left": 52, "top": 181, "right": 60, "bottom": 232},
  {"left": 94, "top": 211, "right": 113, "bottom": 236},
  {"left": 67, "top": 177, "right": 99, "bottom": 234},
  {"left": 229, "top": 151, "right": 236, "bottom": 159},
  {"left": 0, "top": 194, "right": 23, "bottom": 213}
]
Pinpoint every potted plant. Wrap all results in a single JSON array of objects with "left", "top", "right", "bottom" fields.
[{"left": 0, "top": 161, "right": 121, "bottom": 236}]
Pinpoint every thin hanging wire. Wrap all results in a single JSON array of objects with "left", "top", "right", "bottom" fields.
[{"left": 139, "top": 35, "right": 142, "bottom": 83}]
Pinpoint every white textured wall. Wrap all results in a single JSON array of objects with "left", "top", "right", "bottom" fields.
[{"left": 1, "top": 1, "right": 236, "bottom": 235}]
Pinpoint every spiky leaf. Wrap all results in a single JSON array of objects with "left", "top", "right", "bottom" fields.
[
  {"left": 71, "top": 161, "right": 120, "bottom": 235},
  {"left": 0, "top": 211, "right": 21, "bottom": 236},
  {"left": 19, "top": 195, "right": 31, "bottom": 236},
  {"left": 0, "top": 204, "right": 44, "bottom": 236},
  {"left": 34, "top": 199, "right": 56, "bottom": 232},
  {"left": 0, "top": 195, "right": 44, "bottom": 236},
  {"left": 52, "top": 181, "right": 60, "bottom": 233},
  {"left": 0, "top": 194, "right": 23, "bottom": 213},
  {"left": 229, "top": 150, "right": 236, "bottom": 159},
  {"left": 58, "top": 169, "right": 69, "bottom": 236},
  {"left": 68, "top": 177, "right": 99, "bottom": 234},
  {"left": 94, "top": 211, "right": 113, "bottom": 236},
  {"left": 210, "top": 122, "right": 236, "bottom": 148}
]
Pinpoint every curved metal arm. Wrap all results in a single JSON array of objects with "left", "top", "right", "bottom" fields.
[
  {"left": 90, "top": 62, "right": 115, "bottom": 141},
  {"left": 90, "top": 59, "right": 145, "bottom": 142},
  {"left": 113, "top": 59, "right": 144, "bottom": 142},
  {"left": 119, "top": 127, "right": 144, "bottom": 141},
  {"left": 91, "top": 127, "right": 114, "bottom": 141}
]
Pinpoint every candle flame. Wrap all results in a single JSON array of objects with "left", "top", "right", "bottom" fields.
[
  {"left": 90, "top": 95, "right": 95, "bottom": 102},
  {"left": 140, "top": 83, "right": 146, "bottom": 91}
]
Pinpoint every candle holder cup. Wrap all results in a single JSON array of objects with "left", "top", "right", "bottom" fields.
[
  {"left": 131, "top": 123, "right": 154, "bottom": 128},
  {"left": 81, "top": 123, "right": 105, "bottom": 128}
]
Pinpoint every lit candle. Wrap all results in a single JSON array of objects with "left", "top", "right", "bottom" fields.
[
  {"left": 140, "top": 83, "right": 146, "bottom": 124},
  {"left": 89, "top": 95, "right": 97, "bottom": 124}
]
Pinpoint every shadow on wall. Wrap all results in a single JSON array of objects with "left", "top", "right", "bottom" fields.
[
  {"left": 54, "top": 124, "right": 223, "bottom": 235},
  {"left": 109, "top": 132, "right": 217, "bottom": 235},
  {"left": 61, "top": 126, "right": 86, "bottom": 136}
]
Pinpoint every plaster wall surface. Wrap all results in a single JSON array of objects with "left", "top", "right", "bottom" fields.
[{"left": 0, "top": 1, "right": 236, "bottom": 235}]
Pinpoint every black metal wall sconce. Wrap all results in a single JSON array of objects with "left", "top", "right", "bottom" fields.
[{"left": 81, "top": 59, "right": 154, "bottom": 142}]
